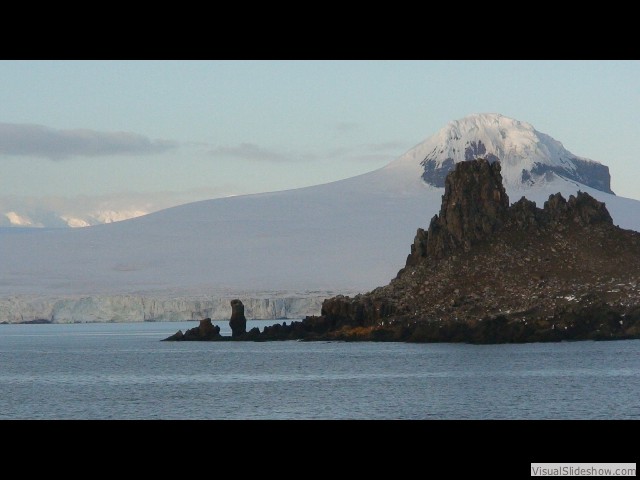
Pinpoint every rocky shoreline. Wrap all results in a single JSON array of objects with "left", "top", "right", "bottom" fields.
[
  {"left": 164, "top": 300, "right": 640, "bottom": 344},
  {"left": 165, "top": 159, "right": 640, "bottom": 344}
]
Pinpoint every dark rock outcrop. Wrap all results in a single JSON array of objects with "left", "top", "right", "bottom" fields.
[
  {"left": 163, "top": 318, "right": 221, "bottom": 341},
  {"left": 407, "top": 159, "right": 614, "bottom": 269},
  {"left": 164, "top": 329, "right": 184, "bottom": 341},
  {"left": 229, "top": 299, "right": 247, "bottom": 337},
  {"left": 19, "top": 318, "right": 52, "bottom": 324},
  {"left": 164, "top": 158, "right": 640, "bottom": 344},
  {"left": 409, "top": 159, "right": 509, "bottom": 265},
  {"left": 319, "top": 294, "right": 397, "bottom": 329},
  {"left": 163, "top": 299, "right": 246, "bottom": 341},
  {"left": 306, "top": 158, "right": 640, "bottom": 343},
  {"left": 421, "top": 157, "right": 455, "bottom": 188},
  {"left": 530, "top": 158, "right": 613, "bottom": 194}
]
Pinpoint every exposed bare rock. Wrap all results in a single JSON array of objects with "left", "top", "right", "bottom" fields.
[
  {"left": 407, "top": 159, "right": 509, "bottom": 265},
  {"left": 229, "top": 299, "right": 247, "bottom": 337},
  {"left": 311, "top": 158, "right": 640, "bottom": 343},
  {"left": 163, "top": 318, "right": 221, "bottom": 341}
]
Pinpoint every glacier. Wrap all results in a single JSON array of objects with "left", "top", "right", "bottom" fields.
[
  {"left": 0, "top": 292, "right": 337, "bottom": 324},
  {"left": 1, "top": 113, "right": 639, "bottom": 323}
]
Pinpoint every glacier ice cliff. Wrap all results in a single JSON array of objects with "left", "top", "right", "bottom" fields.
[{"left": 0, "top": 293, "right": 335, "bottom": 323}]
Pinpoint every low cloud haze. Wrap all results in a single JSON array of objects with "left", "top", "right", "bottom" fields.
[
  {"left": 208, "top": 140, "right": 406, "bottom": 164},
  {"left": 208, "top": 143, "right": 318, "bottom": 163},
  {"left": 0, "top": 186, "right": 241, "bottom": 228},
  {"left": 0, "top": 123, "right": 178, "bottom": 160}
]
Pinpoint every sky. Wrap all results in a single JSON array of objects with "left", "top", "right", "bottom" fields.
[{"left": 1, "top": 60, "right": 638, "bottom": 226}]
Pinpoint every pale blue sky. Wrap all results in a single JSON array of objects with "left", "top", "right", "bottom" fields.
[{"left": 1, "top": 60, "right": 638, "bottom": 218}]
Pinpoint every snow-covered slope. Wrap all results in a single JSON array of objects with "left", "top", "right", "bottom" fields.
[
  {"left": 416, "top": 113, "right": 613, "bottom": 193},
  {"left": 1, "top": 113, "right": 639, "bottom": 323}
]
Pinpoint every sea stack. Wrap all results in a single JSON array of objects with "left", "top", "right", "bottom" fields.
[{"left": 229, "top": 299, "right": 247, "bottom": 337}]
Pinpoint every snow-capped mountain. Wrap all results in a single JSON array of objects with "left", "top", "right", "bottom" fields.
[
  {"left": 1, "top": 113, "right": 639, "bottom": 323},
  {"left": 416, "top": 113, "right": 613, "bottom": 194},
  {"left": 0, "top": 207, "right": 149, "bottom": 228}
]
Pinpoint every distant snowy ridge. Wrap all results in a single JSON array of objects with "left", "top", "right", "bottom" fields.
[
  {"left": 0, "top": 293, "right": 343, "bottom": 323},
  {"left": 410, "top": 113, "right": 613, "bottom": 193},
  {"left": 1, "top": 208, "right": 148, "bottom": 228}
]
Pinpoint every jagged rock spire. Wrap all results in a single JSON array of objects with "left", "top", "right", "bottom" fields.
[
  {"left": 407, "top": 159, "right": 509, "bottom": 265},
  {"left": 406, "top": 159, "right": 612, "bottom": 267}
]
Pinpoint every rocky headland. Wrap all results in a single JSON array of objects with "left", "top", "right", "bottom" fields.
[{"left": 166, "top": 159, "right": 640, "bottom": 343}]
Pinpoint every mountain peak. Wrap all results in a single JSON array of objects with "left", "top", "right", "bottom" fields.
[
  {"left": 401, "top": 113, "right": 613, "bottom": 194},
  {"left": 446, "top": 112, "right": 532, "bottom": 131}
]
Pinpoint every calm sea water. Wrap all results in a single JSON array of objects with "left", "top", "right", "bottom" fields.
[{"left": 0, "top": 320, "right": 638, "bottom": 419}]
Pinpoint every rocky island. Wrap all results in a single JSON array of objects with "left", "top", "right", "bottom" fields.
[{"left": 165, "top": 159, "right": 640, "bottom": 343}]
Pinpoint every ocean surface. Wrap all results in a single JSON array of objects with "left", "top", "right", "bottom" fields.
[{"left": 0, "top": 320, "right": 638, "bottom": 420}]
